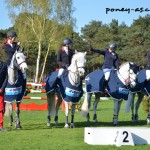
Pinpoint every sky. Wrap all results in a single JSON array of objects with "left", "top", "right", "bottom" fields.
[{"left": 0, "top": 0, "right": 150, "bottom": 33}]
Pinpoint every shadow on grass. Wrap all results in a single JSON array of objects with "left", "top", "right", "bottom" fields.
[{"left": 7, "top": 119, "right": 148, "bottom": 131}]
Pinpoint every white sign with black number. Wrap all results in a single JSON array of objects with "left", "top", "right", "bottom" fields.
[{"left": 114, "top": 130, "right": 134, "bottom": 146}]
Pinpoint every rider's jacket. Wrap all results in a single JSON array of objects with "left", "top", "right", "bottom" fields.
[
  {"left": 0, "top": 61, "right": 8, "bottom": 92},
  {"left": 56, "top": 47, "right": 73, "bottom": 69},
  {"left": 3, "top": 42, "right": 19, "bottom": 65},
  {"left": 92, "top": 49, "right": 120, "bottom": 69}
]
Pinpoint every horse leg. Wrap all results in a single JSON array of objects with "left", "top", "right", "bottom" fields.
[
  {"left": 113, "top": 99, "right": 123, "bottom": 126},
  {"left": 54, "top": 93, "right": 62, "bottom": 125},
  {"left": 15, "top": 102, "right": 21, "bottom": 129},
  {"left": 64, "top": 101, "right": 70, "bottom": 128},
  {"left": 86, "top": 93, "right": 92, "bottom": 122},
  {"left": 7, "top": 103, "right": 13, "bottom": 126},
  {"left": 70, "top": 103, "right": 76, "bottom": 128},
  {"left": 93, "top": 92, "right": 100, "bottom": 122},
  {"left": 134, "top": 93, "right": 144, "bottom": 123},
  {"left": 47, "top": 92, "right": 55, "bottom": 127}
]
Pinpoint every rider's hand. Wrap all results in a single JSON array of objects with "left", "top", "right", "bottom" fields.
[{"left": 0, "top": 89, "right": 3, "bottom": 94}]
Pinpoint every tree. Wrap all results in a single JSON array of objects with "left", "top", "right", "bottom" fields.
[{"left": 5, "top": 0, "right": 75, "bottom": 82}]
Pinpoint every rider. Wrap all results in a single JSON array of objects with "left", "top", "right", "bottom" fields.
[
  {"left": 3, "top": 31, "right": 20, "bottom": 66},
  {"left": 54, "top": 38, "right": 74, "bottom": 87},
  {"left": 3, "top": 31, "right": 27, "bottom": 94},
  {"left": 0, "top": 52, "right": 8, "bottom": 131},
  {"left": 90, "top": 42, "right": 120, "bottom": 91}
]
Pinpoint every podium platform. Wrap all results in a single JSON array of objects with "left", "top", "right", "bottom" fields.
[{"left": 84, "top": 127, "right": 150, "bottom": 146}]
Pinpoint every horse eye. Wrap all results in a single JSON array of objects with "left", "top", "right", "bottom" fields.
[{"left": 17, "top": 57, "right": 20, "bottom": 59}]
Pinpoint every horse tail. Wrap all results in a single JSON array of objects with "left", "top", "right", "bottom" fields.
[
  {"left": 124, "top": 91, "right": 135, "bottom": 113},
  {"left": 47, "top": 92, "right": 56, "bottom": 117},
  {"left": 80, "top": 92, "right": 89, "bottom": 117}
]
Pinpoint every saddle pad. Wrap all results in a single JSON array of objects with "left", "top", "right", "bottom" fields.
[
  {"left": 45, "top": 71, "right": 58, "bottom": 93},
  {"left": 46, "top": 70, "right": 83, "bottom": 103},
  {"left": 85, "top": 69, "right": 105, "bottom": 93},
  {"left": 4, "top": 71, "right": 26, "bottom": 103},
  {"left": 107, "top": 70, "right": 129, "bottom": 100}
]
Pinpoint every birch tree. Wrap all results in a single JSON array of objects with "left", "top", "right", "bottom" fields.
[{"left": 5, "top": 0, "right": 75, "bottom": 82}]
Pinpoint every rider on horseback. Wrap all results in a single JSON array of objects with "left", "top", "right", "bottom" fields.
[
  {"left": 90, "top": 42, "right": 120, "bottom": 91},
  {"left": 3, "top": 31, "right": 20, "bottom": 66},
  {"left": 54, "top": 38, "right": 74, "bottom": 87}
]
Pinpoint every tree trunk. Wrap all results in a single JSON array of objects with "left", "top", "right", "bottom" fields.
[{"left": 35, "top": 41, "right": 42, "bottom": 82}]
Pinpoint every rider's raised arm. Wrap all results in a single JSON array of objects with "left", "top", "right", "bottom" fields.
[{"left": 90, "top": 48, "right": 106, "bottom": 55}]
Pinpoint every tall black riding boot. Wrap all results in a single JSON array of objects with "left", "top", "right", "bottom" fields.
[{"left": 102, "top": 80, "right": 108, "bottom": 93}]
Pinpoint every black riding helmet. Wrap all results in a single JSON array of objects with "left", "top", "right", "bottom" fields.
[
  {"left": 109, "top": 42, "right": 117, "bottom": 51},
  {"left": 7, "top": 31, "right": 17, "bottom": 38},
  {"left": 62, "top": 38, "right": 72, "bottom": 46}
]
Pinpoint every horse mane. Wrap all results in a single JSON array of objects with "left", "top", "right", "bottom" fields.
[{"left": 119, "top": 62, "right": 134, "bottom": 69}]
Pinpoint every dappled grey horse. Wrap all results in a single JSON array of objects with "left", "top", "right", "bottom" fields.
[{"left": 81, "top": 62, "right": 139, "bottom": 126}]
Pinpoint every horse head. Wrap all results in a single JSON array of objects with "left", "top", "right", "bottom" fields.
[
  {"left": 118, "top": 62, "right": 139, "bottom": 88},
  {"left": 12, "top": 48, "right": 28, "bottom": 73},
  {"left": 68, "top": 50, "right": 87, "bottom": 77}
]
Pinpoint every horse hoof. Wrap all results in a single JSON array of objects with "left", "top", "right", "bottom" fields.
[
  {"left": 64, "top": 124, "right": 69, "bottom": 128},
  {"left": 16, "top": 124, "right": 21, "bottom": 129},
  {"left": 70, "top": 123, "right": 75, "bottom": 128},
  {"left": 55, "top": 121, "right": 58, "bottom": 126},
  {"left": 47, "top": 123, "right": 51, "bottom": 127}
]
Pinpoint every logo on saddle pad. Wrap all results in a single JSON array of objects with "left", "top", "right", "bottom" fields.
[
  {"left": 65, "top": 87, "right": 81, "bottom": 97},
  {"left": 118, "top": 87, "right": 129, "bottom": 94},
  {"left": 5, "top": 86, "right": 22, "bottom": 95}
]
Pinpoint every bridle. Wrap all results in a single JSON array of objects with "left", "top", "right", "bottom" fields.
[
  {"left": 118, "top": 66, "right": 137, "bottom": 87},
  {"left": 68, "top": 59, "right": 85, "bottom": 86}
]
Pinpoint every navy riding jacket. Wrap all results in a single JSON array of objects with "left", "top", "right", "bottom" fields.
[
  {"left": 92, "top": 49, "right": 120, "bottom": 69},
  {"left": 3, "top": 42, "right": 19, "bottom": 65},
  {"left": 57, "top": 48, "right": 73, "bottom": 69},
  {"left": 0, "top": 61, "right": 8, "bottom": 92}
]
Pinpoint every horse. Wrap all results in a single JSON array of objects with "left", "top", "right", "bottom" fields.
[
  {"left": 115, "top": 68, "right": 150, "bottom": 125},
  {"left": 4, "top": 48, "right": 28, "bottom": 129},
  {"left": 46, "top": 50, "right": 86, "bottom": 128},
  {"left": 80, "top": 62, "right": 140, "bottom": 126}
]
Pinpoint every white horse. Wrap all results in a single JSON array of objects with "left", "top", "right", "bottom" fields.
[
  {"left": 81, "top": 62, "right": 139, "bottom": 126},
  {"left": 46, "top": 51, "right": 86, "bottom": 128},
  {"left": 4, "top": 48, "right": 28, "bottom": 129}
]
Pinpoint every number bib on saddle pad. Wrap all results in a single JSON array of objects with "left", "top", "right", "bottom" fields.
[{"left": 4, "top": 71, "right": 26, "bottom": 103}]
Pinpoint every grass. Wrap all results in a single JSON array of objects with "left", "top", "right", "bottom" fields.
[{"left": 1, "top": 97, "right": 150, "bottom": 150}]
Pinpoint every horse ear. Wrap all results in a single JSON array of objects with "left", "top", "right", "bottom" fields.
[
  {"left": 75, "top": 49, "right": 78, "bottom": 54},
  {"left": 84, "top": 52, "right": 87, "bottom": 55}
]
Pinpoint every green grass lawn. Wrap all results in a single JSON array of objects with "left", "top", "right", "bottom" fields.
[{"left": 1, "top": 97, "right": 150, "bottom": 150}]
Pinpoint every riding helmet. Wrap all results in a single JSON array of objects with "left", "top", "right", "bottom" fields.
[
  {"left": 109, "top": 42, "right": 117, "bottom": 51},
  {"left": 62, "top": 38, "right": 72, "bottom": 46},
  {"left": 7, "top": 31, "right": 17, "bottom": 38}
]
